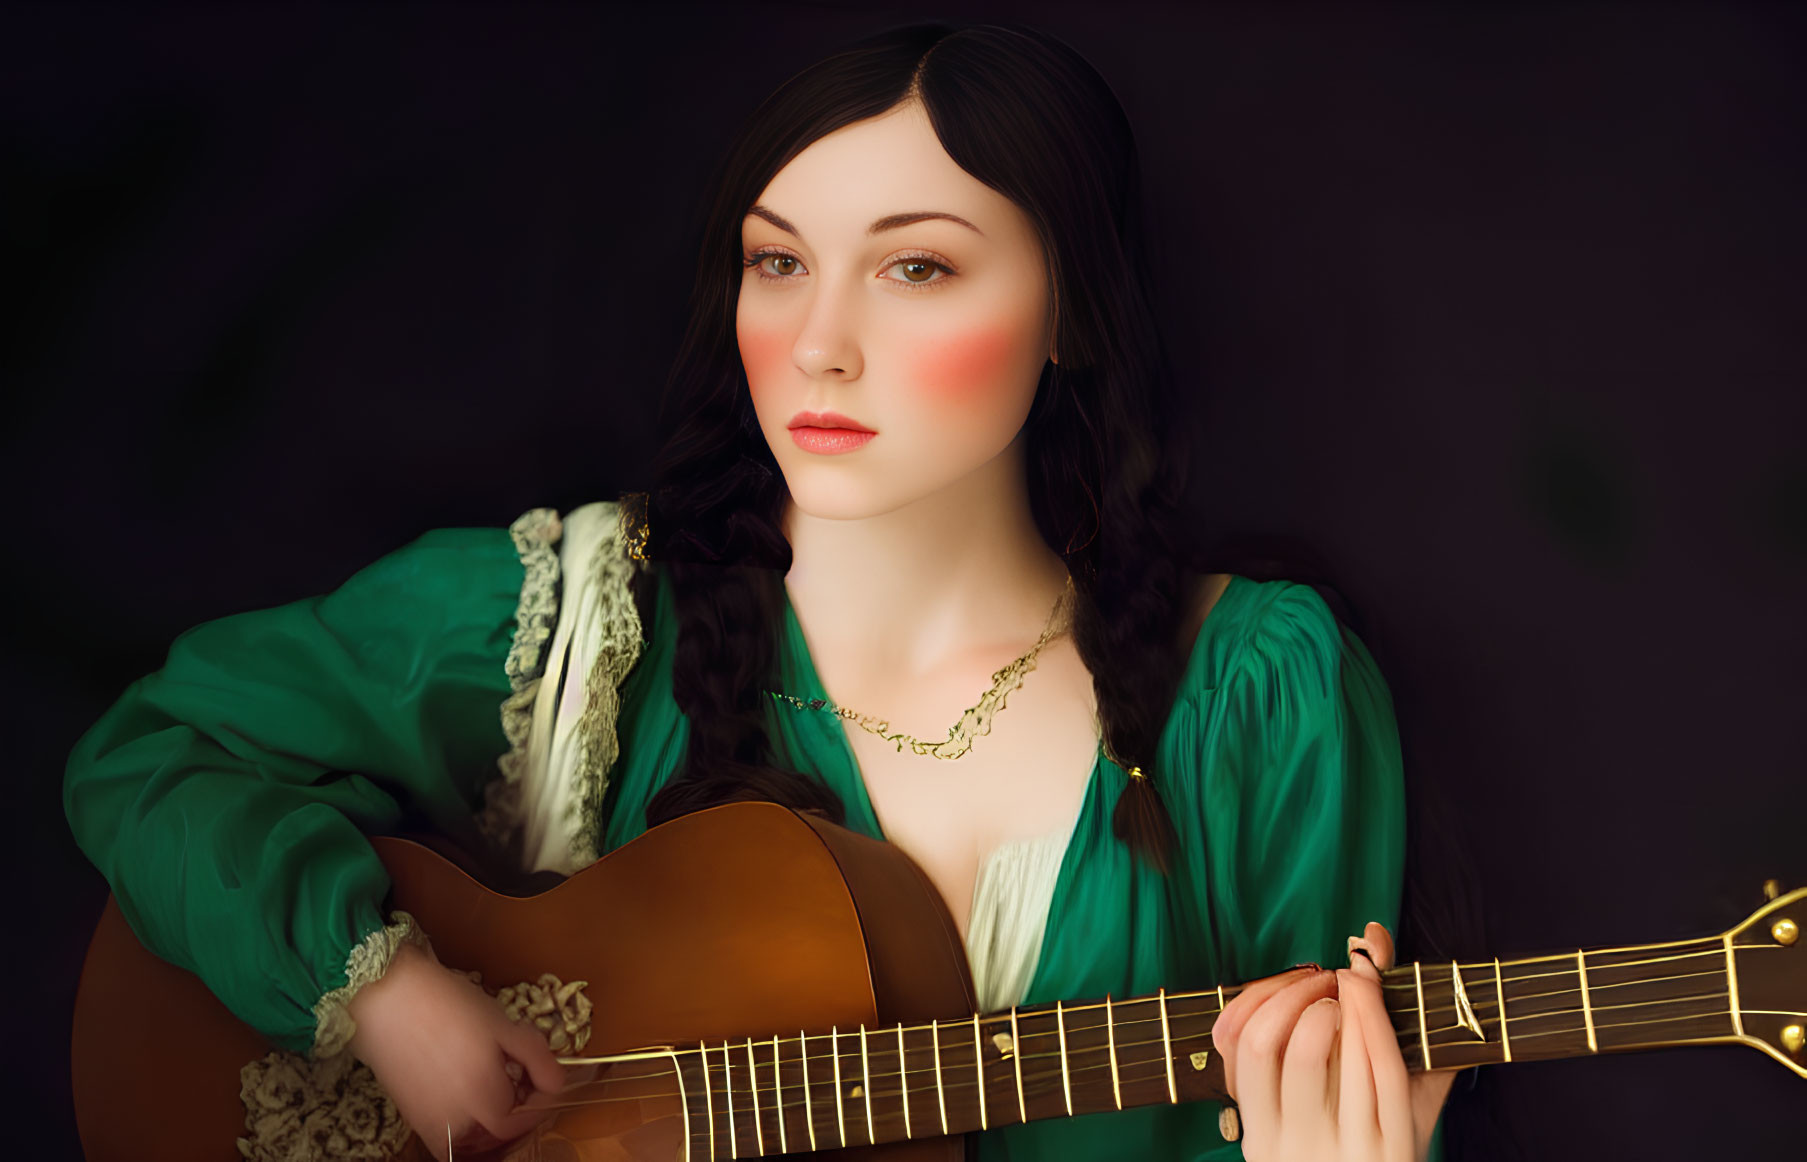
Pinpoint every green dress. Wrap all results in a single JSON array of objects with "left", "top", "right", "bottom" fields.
[{"left": 64, "top": 509, "right": 1440, "bottom": 1161}]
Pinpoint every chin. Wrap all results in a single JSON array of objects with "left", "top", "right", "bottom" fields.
[
  {"left": 783, "top": 478, "right": 900, "bottom": 521},
  {"left": 779, "top": 465, "right": 932, "bottom": 523}
]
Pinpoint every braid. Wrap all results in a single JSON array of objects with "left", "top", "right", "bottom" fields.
[
  {"left": 643, "top": 478, "right": 846, "bottom": 830},
  {"left": 1032, "top": 360, "right": 1192, "bottom": 874},
  {"left": 1074, "top": 485, "right": 1189, "bottom": 874}
]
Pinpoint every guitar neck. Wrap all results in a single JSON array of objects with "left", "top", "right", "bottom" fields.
[
  {"left": 669, "top": 933, "right": 1752, "bottom": 1157},
  {"left": 1377, "top": 933, "right": 1742, "bottom": 1070}
]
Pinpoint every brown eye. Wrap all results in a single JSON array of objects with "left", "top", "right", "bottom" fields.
[
  {"left": 880, "top": 254, "right": 954, "bottom": 289},
  {"left": 742, "top": 249, "right": 805, "bottom": 280},
  {"left": 748, "top": 253, "right": 805, "bottom": 280}
]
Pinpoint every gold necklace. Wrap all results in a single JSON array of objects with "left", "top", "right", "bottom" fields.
[{"left": 766, "top": 575, "right": 1076, "bottom": 760}]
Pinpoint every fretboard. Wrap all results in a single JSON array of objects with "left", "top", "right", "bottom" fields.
[
  {"left": 628, "top": 933, "right": 1757, "bottom": 1157},
  {"left": 1378, "top": 933, "right": 1746, "bottom": 1070}
]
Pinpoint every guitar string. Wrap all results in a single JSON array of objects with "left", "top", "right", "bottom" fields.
[
  {"left": 499, "top": 935, "right": 1784, "bottom": 1117},
  {"left": 545, "top": 963, "right": 1770, "bottom": 1093},
  {"left": 1382, "top": 942, "right": 1768, "bottom": 992},
  {"left": 523, "top": 1056, "right": 1184, "bottom": 1121},
  {"left": 678, "top": 985, "right": 1751, "bottom": 1082},
  {"left": 515, "top": 994, "right": 1774, "bottom": 1139},
  {"left": 522, "top": 938, "right": 1769, "bottom": 1085},
  {"left": 427, "top": 945, "right": 1787, "bottom": 1136},
  {"left": 549, "top": 946, "right": 1773, "bottom": 1078},
  {"left": 1427, "top": 965, "right": 1726, "bottom": 1010},
  {"left": 1412, "top": 976, "right": 1730, "bottom": 1038},
  {"left": 1393, "top": 947, "right": 1782, "bottom": 1022},
  {"left": 511, "top": 985, "right": 1777, "bottom": 1122},
  {"left": 1413, "top": 998, "right": 1734, "bottom": 1044}
]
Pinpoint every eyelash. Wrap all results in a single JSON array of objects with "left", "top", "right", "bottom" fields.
[{"left": 741, "top": 247, "right": 957, "bottom": 292}]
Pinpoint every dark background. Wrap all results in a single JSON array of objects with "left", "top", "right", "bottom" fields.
[{"left": 7, "top": 1, "right": 1804, "bottom": 1158}]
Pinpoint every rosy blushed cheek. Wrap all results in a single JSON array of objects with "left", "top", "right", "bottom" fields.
[
  {"left": 910, "top": 326, "right": 1024, "bottom": 406},
  {"left": 736, "top": 323, "right": 791, "bottom": 403}
]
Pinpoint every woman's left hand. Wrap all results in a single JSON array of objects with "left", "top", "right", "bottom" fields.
[{"left": 1210, "top": 922, "right": 1458, "bottom": 1162}]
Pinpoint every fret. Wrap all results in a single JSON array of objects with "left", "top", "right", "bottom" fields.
[
  {"left": 1106, "top": 995, "right": 1122, "bottom": 1110},
  {"left": 1576, "top": 951, "right": 1597, "bottom": 1053},
  {"left": 1055, "top": 1000, "right": 1073, "bottom": 1116},
  {"left": 896, "top": 1022, "right": 912, "bottom": 1138},
  {"left": 1412, "top": 962, "right": 1431, "bottom": 1070},
  {"left": 722, "top": 1040, "right": 738, "bottom": 1160},
  {"left": 932, "top": 1018, "right": 948, "bottom": 1135},
  {"left": 771, "top": 1034, "right": 787, "bottom": 1155},
  {"left": 1724, "top": 931, "right": 1746, "bottom": 1037},
  {"left": 859, "top": 1024, "right": 875, "bottom": 1145},
  {"left": 799, "top": 1029, "right": 817, "bottom": 1153},
  {"left": 1494, "top": 957, "right": 1512, "bottom": 1062},
  {"left": 831, "top": 1026, "right": 846, "bottom": 1148},
  {"left": 1157, "top": 988, "right": 1178, "bottom": 1104},
  {"left": 744, "top": 1037, "right": 764, "bottom": 1156},
  {"left": 699, "top": 1041, "right": 716, "bottom": 1162},
  {"left": 972, "top": 1012, "right": 988, "bottom": 1131},
  {"left": 1009, "top": 1007, "right": 1027, "bottom": 1123},
  {"left": 666, "top": 1047, "right": 696, "bottom": 1162}
]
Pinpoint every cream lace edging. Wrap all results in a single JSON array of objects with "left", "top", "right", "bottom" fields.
[
  {"left": 308, "top": 910, "right": 431, "bottom": 1060},
  {"left": 564, "top": 505, "right": 645, "bottom": 868},
  {"left": 246, "top": 963, "right": 592, "bottom": 1161},
  {"left": 476, "top": 507, "right": 564, "bottom": 859},
  {"left": 470, "top": 500, "right": 644, "bottom": 875}
]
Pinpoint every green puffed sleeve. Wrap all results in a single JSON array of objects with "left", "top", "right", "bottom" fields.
[
  {"left": 1200, "top": 582, "right": 1406, "bottom": 984},
  {"left": 63, "top": 510, "right": 562, "bottom": 1056},
  {"left": 1198, "top": 582, "right": 1446, "bottom": 1161}
]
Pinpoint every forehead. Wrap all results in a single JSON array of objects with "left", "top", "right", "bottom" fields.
[{"left": 746, "top": 103, "right": 1026, "bottom": 245}]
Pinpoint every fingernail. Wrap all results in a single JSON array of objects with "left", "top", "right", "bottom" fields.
[{"left": 1287, "top": 961, "right": 1323, "bottom": 974}]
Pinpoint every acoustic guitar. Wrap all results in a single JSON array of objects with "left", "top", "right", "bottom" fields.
[{"left": 71, "top": 801, "right": 1806, "bottom": 1160}]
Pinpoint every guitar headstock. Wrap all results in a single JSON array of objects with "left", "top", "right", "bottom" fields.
[{"left": 1725, "top": 882, "right": 1807, "bottom": 1078}]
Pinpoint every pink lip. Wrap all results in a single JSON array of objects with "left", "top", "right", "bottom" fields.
[
  {"left": 791, "top": 428, "right": 876, "bottom": 455},
  {"left": 787, "top": 410, "right": 875, "bottom": 433}
]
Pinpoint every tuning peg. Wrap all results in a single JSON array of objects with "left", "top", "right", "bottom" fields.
[{"left": 1764, "top": 879, "right": 1781, "bottom": 901}]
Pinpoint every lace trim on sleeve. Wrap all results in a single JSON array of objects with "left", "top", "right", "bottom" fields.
[
  {"left": 563, "top": 504, "right": 646, "bottom": 868},
  {"left": 476, "top": 507, "right": 564, "bottom": 857},
  {"left": 308, "top": 910, "right": 431, "bottom": 1060}
]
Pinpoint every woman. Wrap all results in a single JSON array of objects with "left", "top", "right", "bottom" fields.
[{"left": 64, "top": 21, "right": 1456, "bottom": 1161}]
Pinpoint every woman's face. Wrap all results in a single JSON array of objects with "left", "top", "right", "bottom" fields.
[{"left": 737, "top": 100, "right": 1056, "bottom": 520}]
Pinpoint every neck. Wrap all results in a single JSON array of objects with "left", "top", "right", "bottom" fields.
[{"left": 780, "top": 434, "right": 1069, "bottom": 677}]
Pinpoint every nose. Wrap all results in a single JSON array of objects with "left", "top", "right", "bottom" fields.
[{"left": 791, "top": 277, "right": 864, "bottom": 380}]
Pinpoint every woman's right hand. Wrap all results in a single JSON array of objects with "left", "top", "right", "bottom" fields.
[{"left": 347, "top": 941, "right": 568, "bottom": 1159}]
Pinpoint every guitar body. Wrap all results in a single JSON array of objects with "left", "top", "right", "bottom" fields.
[{"left": 72, "top": 802, "right": 975, "bottom": 1161}]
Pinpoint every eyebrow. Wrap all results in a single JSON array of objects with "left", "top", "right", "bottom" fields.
[{"left": 745, "top": 204, "right": 985, "bottom": 240}]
